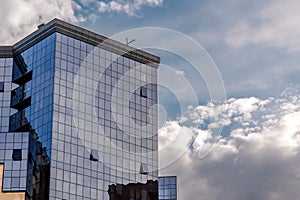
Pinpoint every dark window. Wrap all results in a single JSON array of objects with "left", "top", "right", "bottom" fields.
[
  {"left": 12, "top": 149, "right": 22, "bottom": 161},
  {"left": 141, "top": 190, "right": 148, "bottom": 200},
  {"left": 140, "top": 86, "right": 147, "bottom": 98},
  {"left": 0, "top": 82, "right": 4, "bottom": 92}
]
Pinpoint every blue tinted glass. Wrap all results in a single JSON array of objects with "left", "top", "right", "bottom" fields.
[{"left": 0, "top": 82, "right": 4, "bottom": 92}]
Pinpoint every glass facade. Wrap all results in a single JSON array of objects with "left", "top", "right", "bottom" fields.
[
  {"left": 158, "top": 176, "right": 177, "bottom": 200},
  {"left": 0, "top": 57, "right": 13, "bottom": 133},
  {"left": 11, "top": 33, "right": 56, "bottom": 152},
  {"left": 0, "top": 19, "right": 160, "bottom": 200},
  {"left": 0, "top": 164, "right": 26, "bottom": 199},
  {"left": 50, "top": 32, "right": 158, "bottom": 199},
  {"left": 0, "top": 132, "right": 29, "bottom": 192}
]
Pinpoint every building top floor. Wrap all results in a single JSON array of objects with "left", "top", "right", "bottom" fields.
[{"left": 0, "top": 18, "right": 160, "bottom": 68}]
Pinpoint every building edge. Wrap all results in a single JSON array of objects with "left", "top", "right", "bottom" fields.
[{"left": 10, "top": 18, "right": 160, "bottom": 68}]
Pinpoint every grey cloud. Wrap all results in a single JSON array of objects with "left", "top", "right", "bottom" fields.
[
  {"left": 225, "top": 0, "right": 300, "bottom": 52},
  {"left": 159, "top": 85, "right": 300, "bottom": 199}
]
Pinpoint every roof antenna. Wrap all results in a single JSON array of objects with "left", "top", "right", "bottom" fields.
[
  {"left": 126, "top": 37, "right": 135, "bottom": 45},
  {"left": 37, "top": 23, "right": 45, "bottom": 29}
]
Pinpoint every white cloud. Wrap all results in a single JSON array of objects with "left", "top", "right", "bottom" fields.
[
  {"left": 0, "top": 0, "right": 82, "bottom": 45},
  {"left": 182, "top": 96, "right": 267, "bottom": 130},
  {"left": 97, "top": 0, "right": 163, "bottom": 15},
  {"left": 159, "top": 85, "right": 300, "bottom": 199},
  {"left": 226, "top": 0, "right": 300, "bottom": 52},
  {"left": 175, "top": 70, "right": 185, "bottom": 77}
]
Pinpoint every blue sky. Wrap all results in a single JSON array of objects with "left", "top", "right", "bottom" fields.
[
  {"left": 73, "top": 0, "right": 300, "bottom": 100},
  {"left": 2, "top": 0, "right": 300, "bottom": 199}
]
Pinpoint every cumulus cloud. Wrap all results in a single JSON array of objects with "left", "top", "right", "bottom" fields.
[
  {"left": 97, "top": 0, "right": 163, "bottom": 15},
  {"left": 159, "top": 85, "right": 300, "bottom": 199},
  {"left": 226, "top": 0, "right": 300, "bottom": 52},
  {"left": 0, "top": 0, "right": 83, "bottom": 45}
]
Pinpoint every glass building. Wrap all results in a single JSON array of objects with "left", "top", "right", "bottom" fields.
[
  {"left": 158, "top": 176, "right": 177, "bottom": 200},
  {"left": 0, "top": 19, "right": 160, "bottom": 200}
]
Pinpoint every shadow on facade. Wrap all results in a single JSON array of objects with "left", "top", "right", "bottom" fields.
[
  {"left": 26, "top": 130, "right": 50, "bottom": 200},
  {"left": 108, "top": 180, "right": 158, "bottom": 200}
]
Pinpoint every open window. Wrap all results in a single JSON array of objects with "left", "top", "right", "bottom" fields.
[
  {"left": 140, "top": 163, "right": 149, "bottom": 175},
  {"left": 0, "top": 82, "right": 4, "bottom": 92},
  {"left": 90, "top": 149, "right": 99, "bottom": 161},
  {"left": 140, "top": 86, "right": 147, "bottom": 98},
  {"left": 12, "top": 149, "right": 22, "bottom": 161}
]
